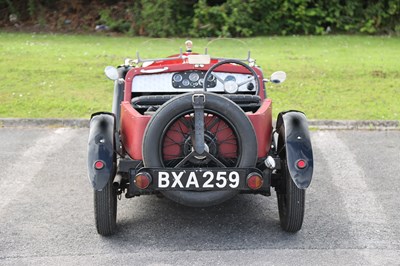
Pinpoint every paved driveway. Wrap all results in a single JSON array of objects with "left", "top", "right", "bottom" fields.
[{"left": 0, "top": 128, "right": 399, "bottom": 265}]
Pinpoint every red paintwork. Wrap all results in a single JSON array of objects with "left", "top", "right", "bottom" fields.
[
  {"left": 248, "top": 99, "right": 273, "bottom": 158},
  {"left": 120, "top": 101, "right": 151, "bottom": 160},
  {"left": 120, "top": 99, "right": 272, "bottom": 160},
  {"left": 145, "top": 53, "right": 219, "bottom": 67},
  {"left": 120, "top": 55, "right": 272, "bottom": 160}
]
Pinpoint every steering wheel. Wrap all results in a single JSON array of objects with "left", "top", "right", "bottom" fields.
[{"left": 203, "top": 59, "right": 259, "bottom": 95}]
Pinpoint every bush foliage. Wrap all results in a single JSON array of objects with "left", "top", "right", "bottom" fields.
[{"left": 1, "top": 0, "right": 399, "bottom": 36}]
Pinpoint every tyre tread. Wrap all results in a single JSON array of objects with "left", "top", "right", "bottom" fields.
[
  {"left": 94, "top": 181, "right": 117, "bottom": 236},
  {"left": 277, "top": 125, "right": 305, "bottom": 233}
]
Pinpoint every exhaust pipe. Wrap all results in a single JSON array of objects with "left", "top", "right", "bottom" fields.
[{"left": 113, "top": 173, "right": 122, "bottom": 189}]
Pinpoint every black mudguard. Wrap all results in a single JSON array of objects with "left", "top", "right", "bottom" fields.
[
  {"left": 277, "top": 111, "right": 313, "bottom": 189},
  {"left": 87, "top": 112, "right": 116, "bottom": 191}
]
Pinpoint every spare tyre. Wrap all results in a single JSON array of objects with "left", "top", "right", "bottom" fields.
[{"left": 142, "top": 92, "right": 258, "bottom": 207}]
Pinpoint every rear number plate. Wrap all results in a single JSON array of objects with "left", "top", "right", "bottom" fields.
[{"left": 154, "top": 169, "right": 247, "bottom": 190}]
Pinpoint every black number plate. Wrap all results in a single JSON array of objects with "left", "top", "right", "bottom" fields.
[{"left": 152, "top": 169, "right": 248, "bottom": 190}]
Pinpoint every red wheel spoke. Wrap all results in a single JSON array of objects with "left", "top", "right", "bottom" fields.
[
  {"left": 162, "top": 111, "right": 240, "bottom": 168},
  {"left": 206, "top": 116, "right": 221, "bottom": 131},
  {"left": 164, "top": 134, "right": 182, "bottom": 146},
  {"left": 213, "top": 125, "right": 230, "bottom": 134}
]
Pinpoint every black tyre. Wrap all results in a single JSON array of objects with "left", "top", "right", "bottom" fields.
[
  {"left": 276, "top": 125, "right": 305, "bottom": 232},
  {"left": 94, "top": 179, "right": 117, "bottom": 236},
  {"left": 142, "top": 92, "right": 258, "bottom": 207}
]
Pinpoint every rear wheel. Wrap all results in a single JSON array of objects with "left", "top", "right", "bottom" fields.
[
  {"left": 94, "top": 179, "right": 117, "bottom": 236},
  {"left": 276, "top": 125, "right": 305, "bottom": 232}
]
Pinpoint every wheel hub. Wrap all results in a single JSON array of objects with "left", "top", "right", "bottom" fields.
[
  {"left": 183, "top": 132, "right": 218, "bottom": 165},
  {"left": 192, "top": 143, "right": 210, "bottom": 160}
]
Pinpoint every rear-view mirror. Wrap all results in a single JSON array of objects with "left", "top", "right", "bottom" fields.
[{"left": 270, "top": 71, "right": 286, "bottom": 84}]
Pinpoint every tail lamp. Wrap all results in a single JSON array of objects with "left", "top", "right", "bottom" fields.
[
  {"left": 246, "top": 173, "right": 263, "bottom": 190},
  {"left": 134, "top": 172, "right": 152, "bottom": 189}
]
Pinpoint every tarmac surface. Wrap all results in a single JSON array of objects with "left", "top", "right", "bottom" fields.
[{"left": 0, "top": 127, "right": 399, "bottom": 265}]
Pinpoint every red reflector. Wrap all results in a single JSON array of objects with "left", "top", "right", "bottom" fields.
[
  {"left": 246, "top": 173, "right": 263, "bottom": 190},
  {"left": 296, "top": 159, "right": 307, "bottom": 169},
  {"left": 94, "top": 160, "right": 104, "bottom": 170},
  {"left": 134, "top": 172, "right": 152, "bottom": 189}
]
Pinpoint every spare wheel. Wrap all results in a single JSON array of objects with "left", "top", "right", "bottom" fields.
[{"left": 142, "top": 92, "right": 258, "bottom": 207}]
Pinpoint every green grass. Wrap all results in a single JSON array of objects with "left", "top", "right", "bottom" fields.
[{"left": 0, "top": 32, "right": 399, "bottom": 120}]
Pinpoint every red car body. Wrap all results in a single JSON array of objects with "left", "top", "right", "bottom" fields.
[{"left": 87, "top": 43, "right": 313, "bottom": 236}]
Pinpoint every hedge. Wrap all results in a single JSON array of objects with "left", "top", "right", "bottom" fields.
[{"left": 1, "top": 0, "right": 399, "bottom": 36}]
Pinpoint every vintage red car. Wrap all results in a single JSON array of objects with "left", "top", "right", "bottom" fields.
[{"left": 87, "top": 40, "right": 313, "bottom": 236}]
